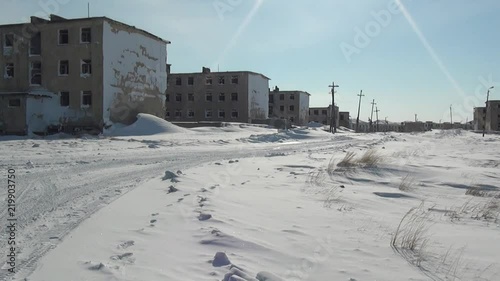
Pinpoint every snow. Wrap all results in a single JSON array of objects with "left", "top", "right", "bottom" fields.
[
  {"left": 106, "top": 113, "right": 192, "bottom": 136},
  {"left": 1, "top": 128, "right": 499, "bottom": 280}
]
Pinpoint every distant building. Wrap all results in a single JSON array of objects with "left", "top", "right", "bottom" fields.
[
  {"left": 268, "top": 87, "right": 310, "bottom": 126},
  {"left": 401, "top": 121, "right": 426, "bottom": 132},
  {"left": 0, "top": 14, "right": 169, "bottom": 135},
  {"left": 165, "top": 67, "right": 270, "bottom": 124},
  {"left": 309, "top": 105, "right": 339, "bottom": 127},
  {"left": 339, "top": 111, "right": 350, "bottom": 128},
  {"left": 485, "top": 100, "right": 500, "bottom": 132}
]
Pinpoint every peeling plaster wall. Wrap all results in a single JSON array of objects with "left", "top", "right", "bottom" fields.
[
  {"left": 102, "top": 21, "right": 167, "bottom": 126},
  {"left": 25, "top": 90, "right": 93, "bottom": 133},
  {"left": 299, "top": 92, "right": 310, "bottom": 125},
  {"left": 247, "top": 74, "right": 269, "bottom": 121}
]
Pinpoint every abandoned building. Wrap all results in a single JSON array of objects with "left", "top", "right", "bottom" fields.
[
  {"left": 308, "top": 105, "right": 339, "bottom": 127},
  {"left": 339, "top": 111, "right": 350, "bottom": 128},
  {"left": 473, "top": 107, "right": 486, "bottom": 131},
  {"left": 0, "top": 14, "right": 169, "bottom": 135},
  {"left": 165, "top": 67, "right": 270, "bottom": 124},
  {"left": 268, "top": 86, "right": 310, "bottom": 126},
  {"left": 483, "top": 100, "right": 500, "bottom": 132}
]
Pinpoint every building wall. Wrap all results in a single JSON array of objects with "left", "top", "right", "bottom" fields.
[
  {"left": 102, "top": 20, "right": 167, "bottom": 126},
  {"left": 339, "top": 111, "right": 350, "bottom": 128},
  {"left": 269, "top": 91, "right": 301, "bottom": 124},
  {"left": 485, "top": 101, "right": 500, "bottom": 131},
  {"left": 0, "top": 94, "right": 26, "bottom": 134},
  {"left": 298, "top": 92, "right": 309, "bottom": 125},
  {"left": 247, "top": 73, "right": 269, "bottom": 121},
  {"left": 473, "top": 107, "right": 486, "bottom": 131},
  {"left": 309, "top": 106, "right": 339, "bottom": 127}
]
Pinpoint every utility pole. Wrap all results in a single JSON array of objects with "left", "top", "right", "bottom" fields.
[
  {"left": 415, "top": 114, "right": 418, "bottom": 122},
  {"left": 375, "top": 107, "right": 380, "bottom": 132},
  {"left": 370, "top": 99, "right": 376, "bottom": 132},
  {"left": 385, "top": 117, "right": 388, "bottom": 132},
  {"left": 328, "top": 82, "right": 339, "bottom": 133},
  {"left": 355, "top": 90, "right": 364, "bottom": 133},
  {"left": 483, "top": 86, "right": 494, "bottom": 137},
  {"left": 450, "top": 105, "right": 453, "bottom": 128}
]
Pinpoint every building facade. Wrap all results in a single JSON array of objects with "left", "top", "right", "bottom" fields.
[
  {"left": 268, "top": 87, "right": 310, "bottom": 125},
  {"left": 484, "top": 100, "right": 500, "bottom": 132},
  {"left": 165, "top": 67, "right": 270, "bottom": 124},
  {"left": 0, "top": 15, "right": 168, "bottom": 134},
  {"left": 339, "top": 111, "right": 350, "bottom": 128},
  {"left": 308, "top": 105, "right": 339, "bottom": 127}
]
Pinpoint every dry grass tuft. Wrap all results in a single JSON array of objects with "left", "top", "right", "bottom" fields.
[{"left": 399, "top": 174, "right": 416, "bottom": 192}]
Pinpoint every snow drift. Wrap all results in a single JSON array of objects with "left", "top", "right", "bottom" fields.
[{"left": 106, "top": 114, "right": 192, "bottom": 136}]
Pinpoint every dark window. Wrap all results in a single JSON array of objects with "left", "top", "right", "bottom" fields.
[
  {"left": 59, "top": 29, "right": 69, "bottom": 45},
  {"left": 314, "top": 110, "right": 319, "bottom": 115},
  {"left": 188, "top": 77, "right": 194, "bottom": 85},
  {"left": 81, "top": 28, "right": 91, "bottom": 43},
  {"left": 218, "top": 110, "right": 225, "bottom": 118},
  {"left": 82, "top": 91, "right": 92, "bottom": 106},
  {"left": 60, "top": 91, "right": 69, "bottom": 106},
  {"left": 231, "top": 92, "right": 238, "bottom": 101},
  {"left": 5, "top": 63, "right": 14, "bottom": 78},
  {"left": 206, "top": 93, "right": 212, "bottom": 102},
  {"left": 175, "top": 110, "right": 182, "bottom": 118},
  {"left": 175, "top": 93, "right": 182, "bottom": 102},
  {"left": 8, "top": 98, "right": 20, "bottom": 107},
  {"left": 30, "top": 61, "right": 41, "bottom": 85},
  {"left": 188, "top": 93, "right": 194, "bottom": 101},
  {"left": 280, "top": 106, "right": 284, "bottom": 111},
  {"left": 30, "top": 32, "right": 41, "bottom": 55},
  {"left": 165, "top": 94, "right": 170, "bottom": 102},
  {"left": 231, "top": 110, "right": 238, "bottom": 118},
  {"left": 289, "top": 105, "right": 295, "bottom": 111},
  {"left": 279, "top": 94, "right": 284, "bottom": 100},
  {"left": 231, "top": 75, "right": 238, "bottom": 84},
  {"left": 205, "top": 110, "right": 213, "bottom": 118},
  {"left": 81, "top": 59, "right": 91, "bottom": 75},
  {"left": 269, "top": 106, "right": 273, "bottom": 115},
  {"left": 59, "top": 60, "right": 69, "bottom": 75},
  {"left": 206, "top": 76, "right": 212, "bottom": 85},
  {"left": 4, "top": 34, "right": 14, "bottom": 47},
  {"left": 219, "top": 93, "right": 225, "bottom": 102},
  {"left": 322, "top": 110, "right": 327, "bottom": 115},
  {"left": 218, "top": 76, "right": 225, "bottom": 85},
  {"left": 290, "top": 117, "right": 294, "bottom": 123},
  {"left": 187, "top": 110, "right": 195, "bottom": 118},
  {"left": 269, "top": 95, "right": 274, "bottom": 103},
  {"left": 175, "top": 77, "right": 182, "bottom": 86},
  {"left": 290, "top": 94, "right": 295, "bottom": 100},
  {"left": 166, "top": 111, "right": 170, "bottom": 118}
]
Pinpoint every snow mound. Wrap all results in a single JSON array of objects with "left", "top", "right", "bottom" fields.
[
  {"left": 106, "top": 114, "right": 192, "bottom": 136},
  {"left": 307, "top": 121, "right": 324, "bottom": 128},
  {"left": 243, "top": 129, "right": 319, "bottom": 143}
]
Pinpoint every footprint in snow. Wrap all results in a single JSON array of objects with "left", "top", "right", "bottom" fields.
[
  {"left": 117, "top": 240, "right": 134, "bottom": 249},
  {"left": 110, "top": 252, "right": 135, "bottom": 264}
]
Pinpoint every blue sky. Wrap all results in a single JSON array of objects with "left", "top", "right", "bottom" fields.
[{"left": 2, "top": 0, "right": 500, "bottom": 122}]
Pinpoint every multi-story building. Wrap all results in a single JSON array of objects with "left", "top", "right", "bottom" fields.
[
  {"left": 165, "top": 67, "right": 270, "bottom": 124},
  {"left": 268, "top": 86, "right": 310, "bottom": 125},
  {"left": 484, "top": 101, "right": 500, "bottom": 132},
  {"left": 0, "top": 14, "right": 169, "bottom": 135},
  {"left": 308, "top": 105, "right": 339, "bottom": 127}
]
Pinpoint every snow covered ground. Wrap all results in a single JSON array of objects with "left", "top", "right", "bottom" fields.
[{"left": 1, "top": 116, "right": 499, "bottom": 280}]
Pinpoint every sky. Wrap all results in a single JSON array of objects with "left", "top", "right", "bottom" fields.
[{"left": 1, "top": 0, "right": 500, "bottom": 122}]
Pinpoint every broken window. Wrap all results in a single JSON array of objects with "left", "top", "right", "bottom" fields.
[
  {"left": 175, "top": 110, "right": 182, "bottom": 118},
  {"left": 314, "top": 110, "right": 319, "bottom": 115},
  {"left": 175, "top": 77, "right": 182, "bottom": 85},
  {"left": 206, "top": 93, "right": 212, "bottom": 102},
  {"left": 8, "top": 98, "right": 21, "bottom": 107},
  {"left": 279, "top": 94, "right": 284, "bottom": 101},
  {"left": 218, "top": 76, "right": 225, "bottom": 85},
  {"left": 165, "top": 111, "right": 170, "bottom": 118},
  {"left": 219, "top": 93, "right": 225, "bottom": 102},
  {"left": 4, "top": 34, "right": 14, "bottom": 48},
  {"left": 81, "top": 59, "right": 91, "bottom": 75},
  {"left": 165, "top": 94, "right": 170, "bottom": 102},
  {"left": 290, "top": 117, "right": 294, "bottom": 123},
  {"left": 322, "top": 110, "right": 327, "bottom": 115},
  {"left": 187, "top": 110, "right": 195, "bottom": 118},
  {"left": 290, "top": 94, "right": 295, "bottom": 100},
  {"left": 81, "top": 28, "right": 91, "bottom": 43},
  {"left": 5, "top": 63, "right": 14, "bottom": 78},
  {"left": 269, "top": 95, "right": 274, "bottom": 103},
  {"left": 175, "top": 93, "right": 182, "bottom": 102},
  {"left": 269, "top": 106, "right": 273, "bottom": 115},
  {"left": 231, "top": 75, "right": 238, "bottom": 84},
  {"left": 30, "top": 32, "right": 41, "bottom": 55},
  {"left": 231, "top": 92, "right": 238, "bottom": 101},
  {"left": 188, "top": 77, "right": 194, "bottom": 85},
  {"left": 59, "top": 60, "right": 69, "bottom": 75},
  {"left": 206, "top": 76, "right": 212, "bottom": 85},
  {"left": 188, "top": 93, "right": 194, "bottom": 102},
  {"left": 218, "top": 110, "right": 225, "bottom": 118},
  {"left": 280, "top": 106, "right": 284, "bottom": 111},
  {"left": 60, "top": 91, "right": 69, "bottom": 106},
  {"left": 59, "top": 29, "right": 69, "bottom": 45},
  {"left": 30, "top": 61, "right": 42, "bottom": 85},
  {"left": 231, "top": 110, "right": 238, "bottom": 118},
  {"left": 289, "top": 105, "right": 295, "bottom": 111},
  {"left": 205, "top": 110, "right": 212, "bottom": 118},
  {"left": 82, "top": 91, "right": 92, "bottom": 106}
]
